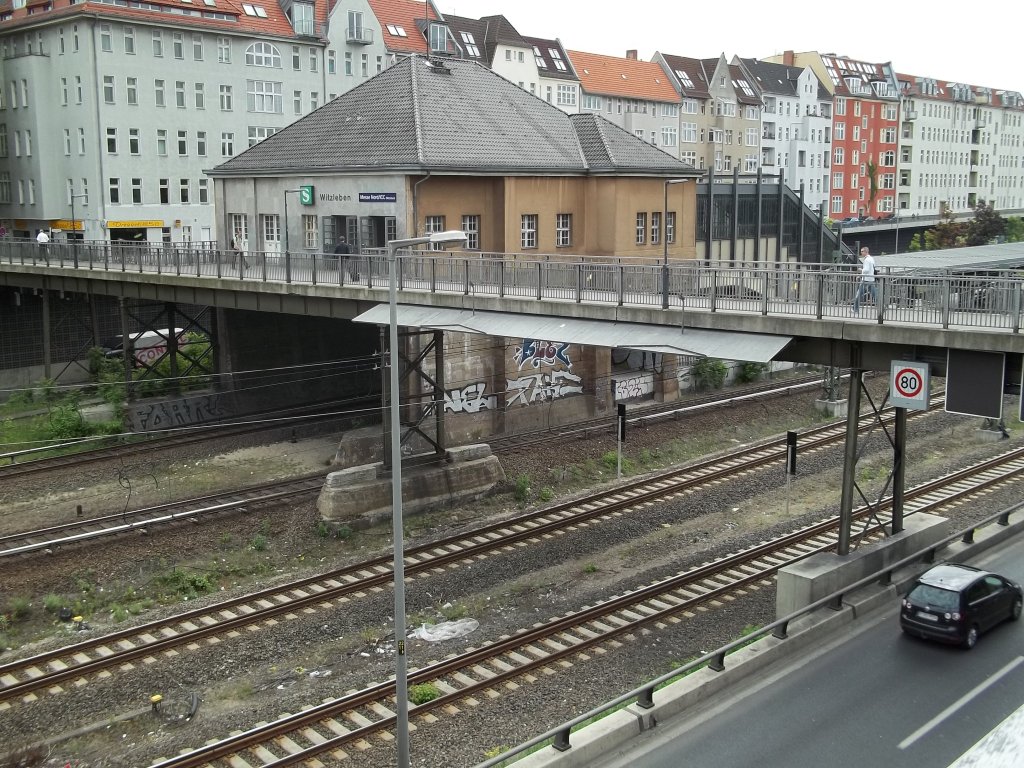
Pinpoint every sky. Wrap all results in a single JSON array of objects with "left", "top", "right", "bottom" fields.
[{"left": 437, "top": 1, "right": 1019, "bottom": 92}]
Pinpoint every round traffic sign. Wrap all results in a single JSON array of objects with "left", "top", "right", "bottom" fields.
[{"left": 894, "top": 367, "right": 924, "bottom": 398}]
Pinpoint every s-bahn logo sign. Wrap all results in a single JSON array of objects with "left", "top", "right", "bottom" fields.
[{"left": 890, "top": 360, "right": 929, "bottom": 410}]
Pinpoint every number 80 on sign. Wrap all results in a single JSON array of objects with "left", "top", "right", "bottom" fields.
[{"left": 890, "top": 360, "right": 929, "bottom": 410}]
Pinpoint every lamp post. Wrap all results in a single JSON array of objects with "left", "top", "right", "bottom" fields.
[
  {"left": 283, "top": 188, "right": 301, "bottom": 283},
  {"left": 386, "top": 229, "right": 466, "bottom": 768},
  {"left": 662, "top": 178, "right": 689, "bottom": 309},
  {"left": 69, "top": 189, "right": 88, "bottom": 268}
]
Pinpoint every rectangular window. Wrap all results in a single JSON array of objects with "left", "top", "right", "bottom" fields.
[
  {"left": 461, "top": 214, "right": 480, "bottom": 250},
  {"left": 126, "top": 77, "right": 137, "bottom": 105},
  {"left": 100, "top": 24, "right": 112, "bottom": 52},
  {"left": 424, "top": 215, "right": 446, "bottom": 249},
  {"left": 555, "top": 213, "right": 572, "bottom": 247},
  {"left": 247, "top": 80, "right": 283, "bottom": 113},
  {"left": 157, "top": 129, "right": 167, "bottom": 155},
  {"left": 198, "top": 178, "right": 209, "bottom": 204},
  {"left": 327, "top": 50, "right": 336, "bottom": 74},
  {"left": 344, "top": 52, "right": 352, "bottom": 76},
  {"left": 221, "top": 132, "right": 234, "bottom": 156},
  {"left": 152, "top": 30, "right": 162, "bottom": 57},
  {"left": 361, "top": 54, "right": 368, "bottom": 77},
  {"left": 78, "top": 127, "right": 85, "bottom": 154},
  {"left": 108, "top": 177, "right": 120, "bottom": 204},
  {"left": 521, "top": 214, "right": 538, "bottom": 249},
  {"left": 172, "top": 32, "right": 184, "bottom": 59},
  {"left": 129, "top": 128, "right": 140, "bottom": 154},
  {"left": 179, "top": 178, "right": 190, "bottom": 204},
  {"left": 309, "top": 47, "right": 317, "bottom": 72},
  {"left": 177, "top": 130, "right": 187, "bottom": 155},
  {"left": 196, "top": 130, "right": 207, "bottom": 156},
  {"left": 261, "top": 214, "right": 281, "bottom": 252},
  {"left": 62, "top": 128, "right": 70, "bottom": 155},
  {"left": 681, "top": 123, "right": 697, "bottom": 143},
  {"left": 833, "top": 172, "right": 843, "bottom": 189},
  {"left": 60, "top": 77, "right": 68, "bottom": 105},
  {"left": 661, "top": 126, "right": 678, "bottom": 147},
  {"left": 247, "top": 126, "right": 278, "bottom": 146},
  {"left": 131, "top": 178, "right": 142, "bottom": 204},
  {"left": 666, "top": 211, "right": 676, "bottom": 244},
  {"left": 650, "top": 211, "right": 661, "bottom": 245},
  {"left": 293, "top": 90, "right": 302, "bottom": 115},
  {"left": 832, "top": 196, "right": 843, "bottom": 213},
  {"left": 192, "top": 33, "right": 203, "bottom": 60},
  {"left": 291, "top": 45, "right": 300, "bottom": 70},
  {"left": 106, "top": 127, "right": 117, "bottom": 153},
  {"left": 835, "top": 123, "right": 845, "bottom": 141},
  {"left": 636, "top": 212, "right": 647, "bottom": 245},
  {"left": 103, "top": 76, "right": 114, "bottom": 104},
  {"left": 155, "top": 79, "right": 165, "bottom": 107},
  {"left": 310, "top": 92, "right": 319, "bottom": 110},
  {"left": 218, "top": 36, "right": 231, "bottom": 63},
  {"left": 124, "top": 25, "right": 135, "bottom": 54},
  {"left": 557, "top": 84, "right": 577, "bottom": 106},
  {"left": 75, "top": 76, "right": 83, "bottom": 104},
  {"left": 302, "top": 214, "right": 318, "bottom": 249},
  {"left": 175, "top": 81, "right": 186, "bottom": 108},
  {"left": 220, "top": 85, "right": 232, "bottom": 111}
]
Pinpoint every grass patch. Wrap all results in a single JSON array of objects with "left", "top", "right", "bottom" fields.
[{"left": 408, "top": 682, "right": 440, "bottom": 705}]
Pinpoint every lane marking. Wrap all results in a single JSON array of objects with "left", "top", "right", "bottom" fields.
[{"left": 898, "top": 655, "right": 1024, "bottom": 750}]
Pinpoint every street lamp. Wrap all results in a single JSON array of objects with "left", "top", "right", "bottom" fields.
[
  {"left": 662, "top": 178, "right": 689, "bottom": 309},
  {"left": 386, "top": 229, "right": 466, "bottom": 768},
  {"left": 69, "top": 188, "right": 88, "bottom": 268},
  {"left": 283, "top": 189, "right": 302, "bottom": 283}
]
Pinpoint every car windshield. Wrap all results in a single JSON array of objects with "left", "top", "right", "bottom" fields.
[{"left": 908, "top": 584, "right": 959, "bottom": 611}]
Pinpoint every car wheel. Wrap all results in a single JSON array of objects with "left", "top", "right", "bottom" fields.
[
  {"left": 963, "top": 625, "right": 979, "bottom": 649},
  {"left": 1011, "top": 597, "right": 1022, "bottom": 621}
]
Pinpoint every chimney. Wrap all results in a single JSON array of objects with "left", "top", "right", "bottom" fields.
[
  {"left": 626, "top": 49, "right": 638, "bottom": 60},
  {"left": 783, "top": 50, "right": 794, "bottom": 66}
]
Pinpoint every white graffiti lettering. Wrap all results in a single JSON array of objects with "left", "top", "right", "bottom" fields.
[
  {"left": 614, "top": 373, "right": 654, "bottom": 401},
  {"left": 506, "top": 370, "right": 583, "bottom": 407},
  {"left": 444, "top": 382, "right": 497, "bottom": 414}
]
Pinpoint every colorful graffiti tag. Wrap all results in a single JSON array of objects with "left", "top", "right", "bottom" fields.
[{"left": 514, "top": 339, "right": 572, "bottom": 370}]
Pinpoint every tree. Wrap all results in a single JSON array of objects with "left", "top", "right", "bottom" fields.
[
  {"left": 964, "top": 200, "right": 1006, "bottom": 246},
  {"left": 1005, "top": 217, "right": 1024, "bottom": 243},
  {"left": 866, "top": 160, "right": 879, "bottom": 211},
  {"left": 929, "top": 203, "right": 965, "bottom": 249}
]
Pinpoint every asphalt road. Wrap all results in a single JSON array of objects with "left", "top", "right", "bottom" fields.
[{"left": 591, "top": 537, "right": 1024, "bottom": 768}]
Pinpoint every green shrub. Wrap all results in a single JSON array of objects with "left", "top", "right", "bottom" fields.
[
  {"left": 315, "top": 520, "right": 352, "bottom": 540},
  {"left": 42, "top": 594, "right": 63, "bottom": 613},
  {"left": 539, "top": 487, "right": 554, "bottom": 502},
  {"left": 408, "top": 682, "right": 441, "bottom": 705},
  {"left": 736, "top": 362, "right": 768, "bottom": 384},
  {"left": 157, "top": 569, "right": 214, "bottom": 600},
  {"left": 47, "top": 403, "right": 92, "bottom": 440},
  {"left": 250, "top": 534, "right": 268, "bottom": 552},
  {"left": 513, "top": 475, "right": 531, "bottom": 503},
  {"left": 692, "top": 358, "right": 728, "bottom": 391},
  {"left": 7, "top": 597, "right": 31, "bottom": 622}
]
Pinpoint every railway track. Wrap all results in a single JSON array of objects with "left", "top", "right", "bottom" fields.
[
  {"left": 0, "top": 392, "right": 944, "bottom": 702},
  {"left": 141, "top": 446, "right": 1024, "bottom": 768},
  {"left": 0, "top": 374, "right": 889, "bottom": 560}
]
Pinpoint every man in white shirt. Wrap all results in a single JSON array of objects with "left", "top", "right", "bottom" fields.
[
  {"left": 35, "top": 229, "right": 50, "bottom": 264},
  {"left": 852, "top": 246, "right": 875, "bottom": 316}
]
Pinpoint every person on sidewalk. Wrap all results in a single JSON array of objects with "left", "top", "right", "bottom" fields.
[
  {"left": 35, "top": 229, "right": 50, "bottom": 264},
  {"left": 852, "top": 246, "right": 875, "bottom": 316},
  {"left": 334, "top": 237, "right": 358, "bottom": 280}
]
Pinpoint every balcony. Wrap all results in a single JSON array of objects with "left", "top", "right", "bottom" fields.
[
  {"left": 347, "top": 27, "right": 375, "bottom": 45},
  {"left": 762, "top": 130, "right": 776, "bottom": 140},
  {"left": 903, "top": 109, "right": 917, "bottom": 120}
]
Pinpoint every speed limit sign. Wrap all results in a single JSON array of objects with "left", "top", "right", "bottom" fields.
[{"left": 890, "top": 360, "right": 929, "bottom": 410}]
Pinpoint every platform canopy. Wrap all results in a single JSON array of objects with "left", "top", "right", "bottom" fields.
[
  {"left": 874, "top": 243, "right": 1024, "bottom": 273},
  {"left": 354, "top": 305, "right": 792, "bottom": 363}
]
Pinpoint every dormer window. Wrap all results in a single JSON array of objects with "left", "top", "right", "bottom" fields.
[
  {"left": 387, "top": 24, "right": 407, "bottom": 37},
  {"left": 674, "top": 69, "right": 694, "bottom": 88},
  {"left": 428, "top": 22, "right": 448, "bottom": 54},
  {"left": 549, "top": 48, "right": 566, "bottom": 71},
  {"left": 534, "top": 46, "right": 546, "bottom": 68},
  {"left": 289, "top": 2, "right": 314, "bottom": 37},
  {"left": 242, "top": 4, "right": 268, "bottom": 18},
  {"left": 461, "top": 32, "right": 480, "bottom": 58}
]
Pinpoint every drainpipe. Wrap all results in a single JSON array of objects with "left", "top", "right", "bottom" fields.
[{"left": 412, "top": 172, "right": 432, "bottom": 237}]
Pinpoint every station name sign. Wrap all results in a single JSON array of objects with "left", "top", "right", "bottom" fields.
[
  {"left": 358, "top": 192, "right": 397, "bottom": 203},
  {"left": 318, "top": 193, "right": 353, "bottom": 202}
]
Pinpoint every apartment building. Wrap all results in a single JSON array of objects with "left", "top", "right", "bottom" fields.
[
  {"left": 735, "top": 57, "right": 832, "bottom": 212},
  {"left": 440, "top": 13, "right": 580, "bottom": 112},
  {"left": 0, "top": 0, "right": 392, "bottom": 245},
  {"left": 571, "top": 49, "right": 681, "bottom": 155},
  {"left": 651, "top": 53, "right": 757, "bottom": 173},
  {"left": 767, "top": 51, "right": 900, "bottom": 220},
  {"left": 896, "top": 75, "right": 1024, "bottom": 215}
]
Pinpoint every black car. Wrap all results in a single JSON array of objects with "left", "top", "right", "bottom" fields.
[{"left": 900, "top": 563, "right": 1022, "bottom": 649}]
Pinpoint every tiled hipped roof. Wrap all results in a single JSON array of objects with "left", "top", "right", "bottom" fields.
[
  {"left": 366, "top": 0, "right": 442, "bottom": 54},
  {"left": 568, "top": 49, "right": 679, "bottom": 102},
  {"left": 209, "top": 56, "right": 696, "bottom": 176}
]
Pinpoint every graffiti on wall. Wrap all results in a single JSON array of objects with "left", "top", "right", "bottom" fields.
[
  {"left": 506, "top": 370, "right": 583, "bottom": 406},
  {"left": 129, "top": 393, "right": 228, "bottom": 431},
  {"left": 514, "top": 339, "right": 572, "bottom": 370},
  {"left": 444, "top": 382, "right": 498, "bottom": 414},
  {"left": 614, "top": 373, "right": 654, "bottom": 401}
]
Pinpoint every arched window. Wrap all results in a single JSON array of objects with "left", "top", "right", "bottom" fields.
[{"left": 245, "top": 41, "right": 281, "bottom": 68}]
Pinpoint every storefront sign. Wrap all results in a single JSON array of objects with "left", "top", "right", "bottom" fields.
[
  {"left": 53, "top": 220, "right": 83, "bottom": 231},
  {"left": 106, "top": 220, "right": 164, "bottom": 229},
  {"left": 358, "top": 192, "right": 397, "bottom": 203}
]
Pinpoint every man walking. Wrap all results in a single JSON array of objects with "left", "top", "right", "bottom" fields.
[
  {"left": 852, "top": 246, "right": 875, "bottom": 316},
  {"left": 334, "top": 237, "right": 358, "bottom": 281},
  {"left": 35, "top": 229, "right": 50, "bottom": 265}
]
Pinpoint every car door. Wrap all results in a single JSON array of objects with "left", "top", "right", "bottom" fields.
[
  {"left": 965, "top": 581, "right": 996, "bottom": 631},
  {"left": 983, "top": 576, "right": 1013, "bottom": 622}
]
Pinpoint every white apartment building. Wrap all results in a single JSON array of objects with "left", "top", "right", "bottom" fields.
[
  {"left": 896, "top": 75, "right": 1024, "bottom": 215},
  {"left": 572, "top": 49, "right": 682, "bottom": 155},
  {"left": 0, "top": 0, "right": 388, "bottom": 245},
  {"left": 736, "top": 57, "right": 832, "bottom": 212}
]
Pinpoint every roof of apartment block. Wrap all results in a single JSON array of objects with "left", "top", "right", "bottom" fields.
[
  {"left": 209, "top": 55, "right": 698, "bottom": 176},
  {"left": 657, "top": 53, "right": 712, "bottom": 99},
  {"left": 896, "top": 73, "right": 1024, "bottom": 109},
  {"left": 0, "top": 0, "right": 326, "bottom": 37},
  {"left": 738, "top": 57, "right": 831, "bottom": 102},
  {"left": 568, "top": 49, "right": 680, "bottom": 102},
  {"left": 818, "top": 53, "right": 899, "bottom": 99},
  {"left": 728, "top": 64, "right": 762, "bottom": 106},
  {"left": 522, "top": 36, "right": 578, "bottom": 81},
  {"left": 366, "top": 0, "right": 442, "bottom": 54}
]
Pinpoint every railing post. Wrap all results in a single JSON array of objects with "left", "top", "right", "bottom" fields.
[
  {"left": 816, "top": 273, "right": 824, "bottom": 319},
  {"left": 536, "top": 262, "right": 542, "bottom": 301},
  {"left": 876, "top": 277, "right": 885, "bottom": 323},
  {"left": 709, "top": 271, "right": 718, "bottom": 313},
  {"left": 1014, "top": 283, "right": 1021, "bottom": 334},
  {"left": 463, "top": 259, "right": 470, "bottom": 295},
  {"left": 499, "top": 261, "right": 505, "bottom": 298},
  {"left": 761, "top": 270, "right": 769, "bottom": 316},
  {"left": 576, "top": 263, "right": 582, "bottom": 303},
  {"left": 311, "top": 253, "right": 318, "bottom": 285},
  {"left": 618, "top": 265, "right": 625, "bottom": 306},
  {"left": 942, "top": 279, "right": 951, "bottom": 329}
]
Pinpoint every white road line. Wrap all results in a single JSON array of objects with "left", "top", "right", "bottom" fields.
[{"left": 898, "top": 655, "right": 1024, "bottom": 750}]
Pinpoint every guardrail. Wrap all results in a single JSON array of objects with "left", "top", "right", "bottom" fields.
[
  {"left": 2, "top": 240, "right": 1023, "bottom": 332},
  {"left": 474, "top": 503, "right": 1024, "bottom": 767}
]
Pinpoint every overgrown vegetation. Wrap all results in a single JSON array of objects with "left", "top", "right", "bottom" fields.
[
  {"left": 408, "top": 682, "right": 441, "bottom": 705},
  {"left": 908, "top": 201, "right": 1012, "bottom": 251},
  {"left": 692, "top": 358, "right": 728, "bottom": 391},
  {"left": 735, "top": 362, "right": 768, "bottom": 384}
]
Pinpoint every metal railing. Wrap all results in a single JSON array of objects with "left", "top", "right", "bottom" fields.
[
  {"left": 473, "top": 503, "right": 1024, "bottom": 767},
  {"left": 2, "top": 239, "right": 1023, "bottom": 333}
]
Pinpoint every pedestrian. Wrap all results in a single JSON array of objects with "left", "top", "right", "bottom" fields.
[
  {"left": 852, "top": 246, "right": 875, "bottom": 316},
  {"left": 334, "top": 237, "right": 358, "bottom": 280},
  {"left": 35, "top": 228, "right": 50, "bottom": 264},
  {"left": 231, "top": 231, "right": 248, "bottom": 269}
]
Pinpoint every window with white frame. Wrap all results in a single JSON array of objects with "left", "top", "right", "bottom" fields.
[
  {"left": 247, "top": 80, "right": 282, "bottom": 113},
  {"left": 230, "top": 213, "right": 248, "bottom": 249},
  {"left": 881, "top": 173, "right": 895, "bottom": 189},
  {"left": 193, "top": 33, "right": 203, "bottom": 60},
  {"left": 247, "top": 126, "right": 277, "bottom": 146},
  {"left": 126, "top": 77, "right": 137, "bottom": 105},
  {"left": 246, "top": 42, "right": 281, "bottom": 67},
  {"left": 62, "top": 128, "right": 70, "bottom": 155},
  {"left": 302, "top": 214, "right": 318, "bottom": 249},
  {"left": 650, "top": 211, "right": 661, "bottom": 245},
  {"left": 583, "top": 94, "right": 601, "bottom": 110},
  {"left": 103, "top": 76, "right": 114, "bottom": 103},
  {"left": 100, "top": 24, "right": 111, "bottom": 52},
  {"left": 108, "top": 177, "right": 120, "bottom": 204},
  {"left": 194, "top": 83, "right": 205, "bottom": 109},
  {"left": 835, "top": 123, "right": 845, "bottom": 140},
  {"left": 124, "top": 26, "right": 135, "bottom": 54},
  {"left": 172, "top": 32, "right": 183, "bottom": 59},
  {"left": 198, "top": 178, "right": 209, "bottom": 204},
  {"left": 744, "top": 154, "right": 757, "bottom": 172},
  {"left": 220, "top": 85, "right": 232, "bottom": 110},
  {"left": 77, "top": 128, "right": 85, "bottom": 154},
  {"left": 882, "top": 150, "right": 896, "bottom": 166},
  {"left": 555, "top": 213, "right": 572, "bottom": 247},
  {"left": 155, "top": 79, "right": 165, "bottom": 107},
  {"left": 152, "top": 30, "right": 162, "bottom": 56},
  {"left": 221, "top": 132, "right": 233, "bottom": 156},
  {"left": 424, "top": 215, "right": 446, "bottom": 249},
  {"left": 461, "top": 215, "right": 480, "bottom": 250},
  {"left": 833, "top": 172, "right": 843, "bottom": 189},
  {"left": 834, "top": 146, "right": 844, "bottom": 165},
  {"left": 521, "top": 214, "right": 537, "bottom": 248},
  {"left": 745, "top": 127, "right": 757, "bottom": 146},
  {"left": 261, "top": 213, "right": 281, "bottom": 252},
  {"left": 681, "top": 98, "right": 698, "bottom": 114},
  {"left": 175, "top": 81, "right": 185, "bottom": 108},
  {"left": 665, "top": 211, "right": 676, "bottom": 243},
  {"left": 557, "top": 84, "right": 577, "bottom": 106},
  {"left": 131, "top": 177, "right": 142, "bottom": 204},
  {"left": 635, "top": 212, "right": 647, "bottom": 245},
  {"left": 831, "top": 196, "right": 842, "bottom": 213},
  {"left": 681, "top": 122, "right": 697, "bottom": 143},
  {"left": 661, "top": 126, "right": 678, "bottom": 147},
  {"left": 680, "top": 150, "right": 697, "bottom": 166},
  {"left": 106, "top": 127, "right": 117, "bottom": 153},
  {"left": 177, "top": 130, "right": 187, "bottom": 155},
  {"left": 196, "top": 130, "right": 206, "bottom": 156},
  {"left": 882, "top": 127, "right": 896, "bottom": 143},
  {"left": 218, "top": 36, "right": 231, "bottom": 63},
  {"left": 663, "top": 103, "right": 679, "bottom": 117},
  {"left": 129, "top": 128, "right": 140, "bottom": 154},
  {"left": 157, "top": 129, "right": 167, "bottom": 155}
]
